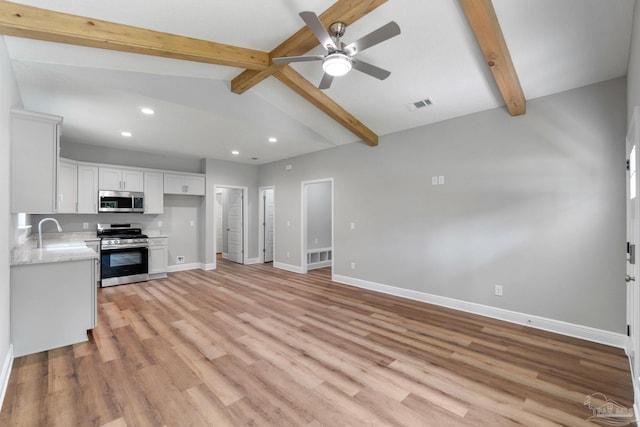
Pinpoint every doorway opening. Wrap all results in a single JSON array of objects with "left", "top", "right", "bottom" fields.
[
  {"left": 259, "top": 187, "right": 275, "bottom": 263},
  {"left": 301, "top": 178, "right": 334, "bottom": 274},
  {"left": 215, "top": 185, "right": 248, "bottom": 264}
]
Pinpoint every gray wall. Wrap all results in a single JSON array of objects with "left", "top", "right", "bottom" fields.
[
  {"left": 629, "top": 0, "right": 640, "bottom": 121},
  {"left": 306, "top": 181, "right": 332, "bottom": 250},
  {"left": 1, "top": 36, "right": 23, "bottom": 383},
  {"left": 259, "top": 78, "right": 627, "bottom": 333}
]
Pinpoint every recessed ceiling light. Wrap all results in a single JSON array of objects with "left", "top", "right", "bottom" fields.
[
  {"left": 121, "top": 131, "right": 132, "bottom": 137},
  {"left": 268, "top": 137, "right": 277, "bottom": 143},
  {"left": 231, "top": 150, "right": 239, "bottom": 156},
  {"left": 140, "top": 107, "right": 155, "bottom": 115}
]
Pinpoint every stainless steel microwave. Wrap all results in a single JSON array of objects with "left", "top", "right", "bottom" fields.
[{"left": 98, "top": 190, "right": 144, "bottom": 213}]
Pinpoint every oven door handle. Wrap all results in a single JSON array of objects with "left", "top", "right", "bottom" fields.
[{"left": 101, "top": 243, "right": 149, "bottom": 250}]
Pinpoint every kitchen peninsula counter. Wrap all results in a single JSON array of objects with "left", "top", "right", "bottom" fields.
[{"left": 10, "top": 232, "right": 99, "bottom": 357}]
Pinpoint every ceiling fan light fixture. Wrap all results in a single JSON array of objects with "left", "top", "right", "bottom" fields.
[{"left": 322, "top": 53, "right": 352, "bottom": 77}]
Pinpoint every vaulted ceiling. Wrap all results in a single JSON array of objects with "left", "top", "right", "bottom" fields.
[{"left": 0, "top": 0, "right": 635, "bottom": 164}]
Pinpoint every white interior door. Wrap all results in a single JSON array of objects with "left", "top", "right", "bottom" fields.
[
  {"left": 627, "top": 106, "right": 640, "bottom": 396},
  {"left": 226, "top": 188, "right": 243, "bottom": 264},
  {"left": 264, "top": 189, "right": 274, "bottom": 262}
]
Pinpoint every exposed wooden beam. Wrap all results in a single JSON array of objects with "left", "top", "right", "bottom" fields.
[
  {"left": 274, "top": 66, "right": 378, "bottom": 146},
  {"left": 231, "top": 0, "right": 388, "bottom": 94},
  {"left": 459, "top": 0, "right": 526, "bottom": 116},
  {"left": 0, "top": 0, "right": 269, "bottom": 70}
]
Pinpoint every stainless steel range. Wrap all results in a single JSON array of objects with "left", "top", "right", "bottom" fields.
[{"left": 97, "top": 223, "right": 149, "bottom": 287}]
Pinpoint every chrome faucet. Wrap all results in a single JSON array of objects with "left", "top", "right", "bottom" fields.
[{"left": 37, "top": 217, "right": 63, "bottom": 248}]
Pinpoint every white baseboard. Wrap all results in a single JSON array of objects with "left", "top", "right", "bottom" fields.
[
  {"left": 0, "top": 345, "right": 14, "bottom": 412},
  {"left": 274, "top": 262, "right": 304, "bottom": 274},
  {"left": 246, "top": 258, "right": 260, "bottom": 265},
  {"left": 167, "top": 262, "right": 201, "bottom": 273},
  {"left": 202, "top": 262, "right": 216, "bottom": 271},
  {"left": 332, "top": 274, "right": 627, "bottom": 349}
]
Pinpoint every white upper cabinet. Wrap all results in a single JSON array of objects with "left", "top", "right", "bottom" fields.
[
  {"left": 164, "top": 173, "right": 205, "bottom": 196},
  {"left": 99, "top": 167, "right": 144, "bottom": 192},
  {"left": 144, "top": 171, "right": 164, "bottom": 214},
  {"left": 10, "top": 109, "right": 62, "bottom": 213},
  {"left": 77, "top": 164, "right": 99, "bottom": 214},
  {"left": 57, "top": 159, "right": 78, "bottom": 213}
]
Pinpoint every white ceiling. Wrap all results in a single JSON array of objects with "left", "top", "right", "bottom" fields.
[{"left": 4, "top": 0, "right": 636, "bottom": 164}]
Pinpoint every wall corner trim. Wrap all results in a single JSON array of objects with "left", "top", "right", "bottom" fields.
[
  {"left": 273, "top": 262, "right": 304, "bottom": 274},
  {"left": 202, "top": 262, "right": 216, "bottom": 271},
  {"left": 0, "top": 345, "right": 14, "bottom": 412},
  {"left": 332, "top": 274, "right": 627, "bottom": 349}
]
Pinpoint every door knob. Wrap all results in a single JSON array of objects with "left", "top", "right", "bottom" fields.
[{"left": 626, "top": 275, "right": 636, "bottom": 283}]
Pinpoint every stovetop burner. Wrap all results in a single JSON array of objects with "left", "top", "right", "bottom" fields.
[
  {"left": 97, "top": 223, "right": 147, "bottom": 239},
  {"left": 97, "top": 223, "right": 149, "bottom": 248}
]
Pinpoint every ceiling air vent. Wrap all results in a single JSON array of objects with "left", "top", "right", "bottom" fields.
[{"left": 406, "top": 98, "right": 434, "bottom": 112}]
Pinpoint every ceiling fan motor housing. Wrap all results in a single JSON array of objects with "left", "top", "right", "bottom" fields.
[{"left": 329, "top": 22, "right": 347, "bottom": 39}]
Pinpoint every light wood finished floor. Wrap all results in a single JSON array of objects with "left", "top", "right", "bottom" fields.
[{"left": 0, "top": 259, "right": 635, "bottom": 426}]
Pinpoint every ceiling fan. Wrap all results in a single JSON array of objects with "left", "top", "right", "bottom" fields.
[{"left": 272, "top": 11, "right": 401, "bottom": 90}]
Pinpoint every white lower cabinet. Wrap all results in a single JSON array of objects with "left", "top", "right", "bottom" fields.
[
  {"left": 84, "top": 239, "right": 101, "bottom": 287},
  {"left": 11, "top": 258, "right": 97, "bottom": 357},
  {"left": 148, "top": 237, "right": 168, "bottom": 278}
]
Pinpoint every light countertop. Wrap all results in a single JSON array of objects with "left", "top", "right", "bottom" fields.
[{"left": 11, "top": 233, "right": 99, "bottom": 266}]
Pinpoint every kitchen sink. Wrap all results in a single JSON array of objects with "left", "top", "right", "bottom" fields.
[{"left": 45, "top": 241, "right": 87, "bottom": 250}]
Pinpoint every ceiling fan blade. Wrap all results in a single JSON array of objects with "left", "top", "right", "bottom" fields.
[
  {"left": 318, "top": 73, "right": 334, "bottom": 90},
  {"left": 299, "top": 11, "right": 337, "bottom": 51},
  {"left": 351, "top": 59, "right": 391, "bottom": 80},
  {"left": 344, "top": 21, "right": 401, "bottom": 55},
  {"left": 272, "top": 55, "right": 324, "bottom": 64}
]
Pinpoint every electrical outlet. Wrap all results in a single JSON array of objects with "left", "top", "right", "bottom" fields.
[
  {"left": 286, "top": 251, "right": 290, "bottom": 258},
  {"left": 176, "top": 256, "right": 185, "bottom": 264},
  {"left": 350, "top": 262, "right": 356, "bottom": 270},
  {"left": 314, "top": 238, "right": 318, "bottom": 244},
  {"left": 83, "top": 222, "right": 89, "bottom": 230},
  {"left": 157, "top": 220, "right": 163, "bottom": 227},
  {"left": 438, "top": 175, "right": 445, "bottom": 185},
  {"left": 494, "top": 285, "right": 503, "bottom": 296},
  {"left": 432, "top": 176, "right": 438, "bottom": 185},
  {"left": 350, "top": 222, "right": 355, "bottom": 230}
]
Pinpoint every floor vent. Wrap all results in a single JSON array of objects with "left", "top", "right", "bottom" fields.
[{"left": 406, "top": 98, "right": 434, "bottom": 111}]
